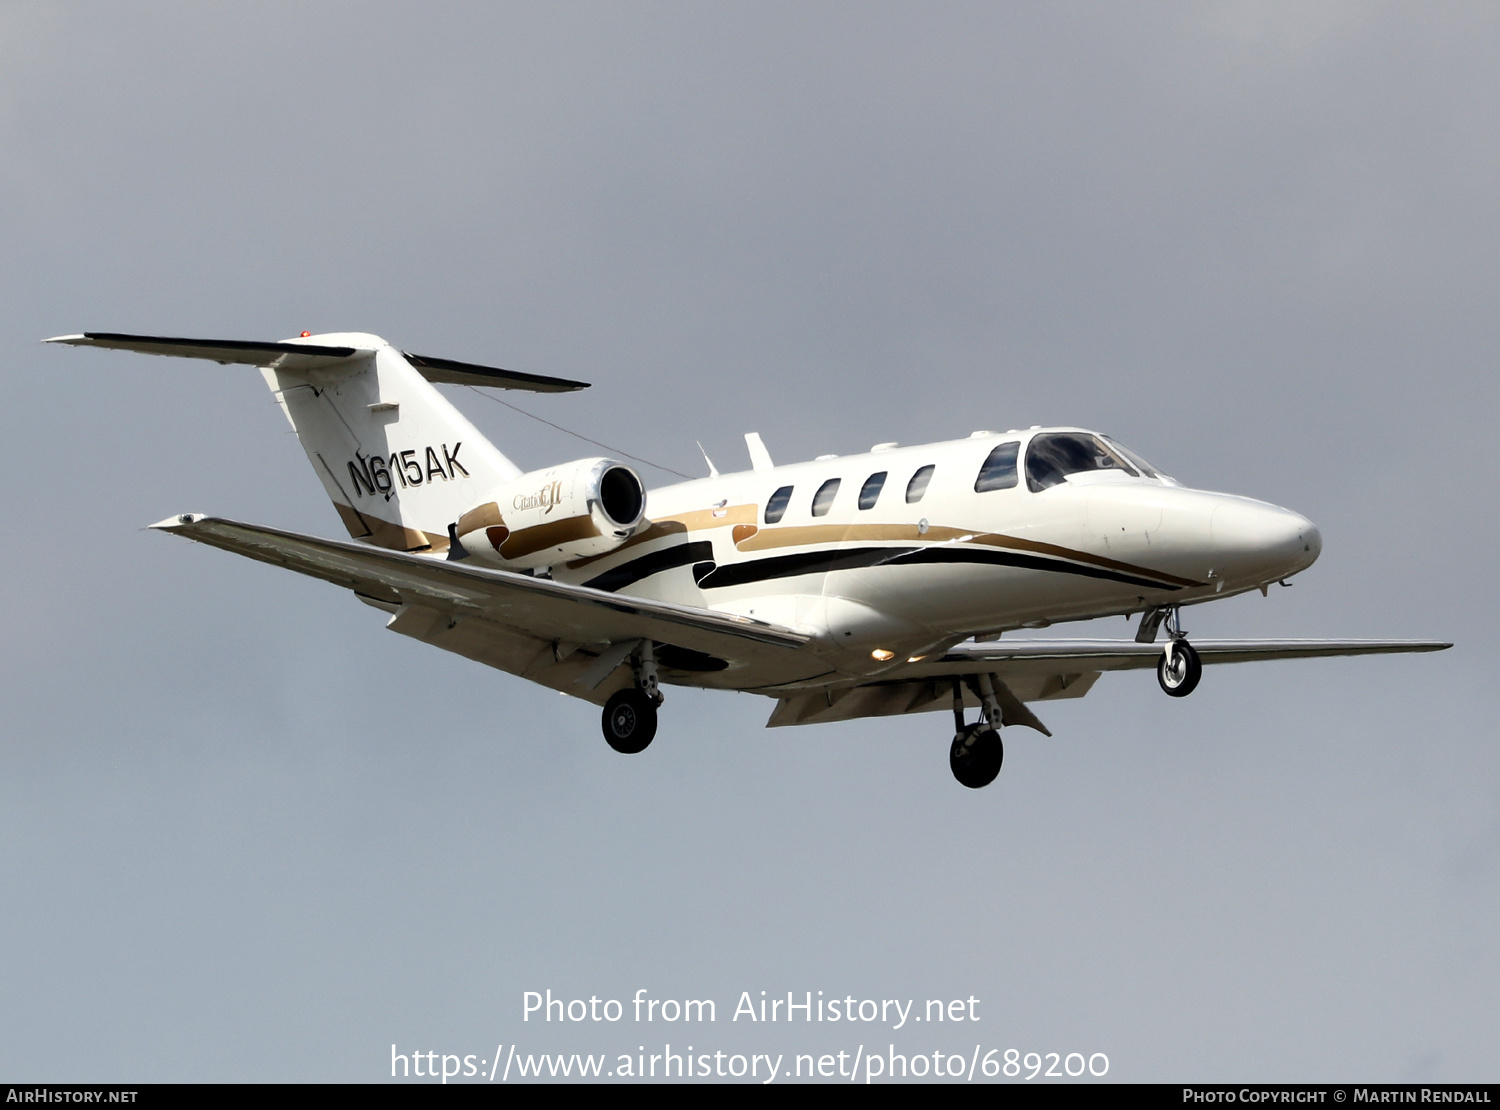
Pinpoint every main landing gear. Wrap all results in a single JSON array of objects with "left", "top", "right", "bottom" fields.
[
  {"left": 1156, "top": 606, "right": 1202, "bottom": 698},
  {"left": 949, "top": 675, "right": 1005, "bottom": 789},
  {"left": 601, "top": 640, "right": 663, "bottom": 754}
]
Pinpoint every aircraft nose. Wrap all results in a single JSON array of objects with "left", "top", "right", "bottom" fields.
[
  {"left": 1301, "top": 518, "right": 1323, "bottom": 564},
  {"left": 1210, "top": 499, "right": 1321, "bottom": 582}
]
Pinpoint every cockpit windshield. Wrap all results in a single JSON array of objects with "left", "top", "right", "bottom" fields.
[{"left": 1025, "top": 432, "right": 1140, "bottom": 492}]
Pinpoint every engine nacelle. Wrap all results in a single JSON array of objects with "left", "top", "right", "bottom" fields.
[{"left": 451, "top": 457, "right": 646, "bottom": 570}]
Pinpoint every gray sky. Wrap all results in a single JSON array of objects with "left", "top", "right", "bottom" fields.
[{"left": 1, "top": 1, "right": 1495, "bottom": 1083}]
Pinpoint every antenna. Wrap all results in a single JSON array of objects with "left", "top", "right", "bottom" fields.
[
  {"left": 696, "top": 441, "right": 720, "bottom": 479},
  {"left": 744, "top": 432, "right": 774, "bottom": 472}
]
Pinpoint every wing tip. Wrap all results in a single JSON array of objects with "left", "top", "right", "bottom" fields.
[
  {"left": 42, "top": 334, "right": 86, "bottom": 345},
  {"left": 150, "top": 512, "right": 209, "bottom": 532}
]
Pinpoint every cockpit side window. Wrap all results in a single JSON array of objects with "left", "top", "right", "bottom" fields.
[
  {"left": 811, "top": 478, "right": 841, "bottom": 517},
  {"left": 1025, "top": 433, "right": 1138, "bottom": 492},
  {"left": 1102, "top": 436, "right": 1163, "bottom": 480},
  {"left": 765, "top": 485, "right": 793, "bottom": 523},
  {"left": 973, "top": 442, "right": 1019, "bottom": 492},
  {"left": 906, "top": 465, "right": 935, "bottom": 503},
  {"left": 858, "top": 472, "right": 886, "bottom": 510}
]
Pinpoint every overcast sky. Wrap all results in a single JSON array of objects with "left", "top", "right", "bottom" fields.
[{"left": 1, "top": 1, "right": 1495, "bottom": 1083}]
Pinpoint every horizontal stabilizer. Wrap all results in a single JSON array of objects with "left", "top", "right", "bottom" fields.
[
  {"left": 45, "top": 332, "right": 357, "bottom": 368},
  {"left": 399, "top": 350, "right": 587, "bottom": 391},
  {"left": 44, "top": 332, "right": 589, "bottom": 392}
]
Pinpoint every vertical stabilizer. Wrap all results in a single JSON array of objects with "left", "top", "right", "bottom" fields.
[
  {"left": 45, "top": 329, "right": 587, "bottom": 555},
  {"left": 262, "top": 334, "right": 521, "bottom": 552}
]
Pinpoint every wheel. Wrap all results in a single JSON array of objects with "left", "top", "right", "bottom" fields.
[
  {"left": 1157, "top": 639, "right": 1202, "bottom": 697},
  {"left": 602, "top": 688, "right": 657, "bottom": 753},
  {"left": 949, "top": 725, "right": 1003, "bottom": 789}
]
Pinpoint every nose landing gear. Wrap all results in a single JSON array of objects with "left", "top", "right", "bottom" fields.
[
  {"left": 948, "top": 675, "right": 1005, "bottom": 788},
  {"left": 1156, "top": 607, "right": 1202, "bottom": 697}
]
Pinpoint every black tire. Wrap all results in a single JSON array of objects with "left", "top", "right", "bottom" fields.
[
  {"left": 602, "top": 688, "right": 657, "bottom": 754},
  {"left": 1157, "top": 640, "right": 1202, "bottom": 697},
  {"left": 949, "top": 725, "right": 1003, "bottom": 789}
]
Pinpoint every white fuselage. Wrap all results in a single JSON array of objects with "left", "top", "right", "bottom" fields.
[
  {"left": 53, "top": 330, "right": 1434, "bottom": 751},
  {"left": 550, "top": 427, "right": 1321, "bottom": 688}
]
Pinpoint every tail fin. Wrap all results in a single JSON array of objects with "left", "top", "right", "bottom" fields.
[
  {"left": 262, "top": 334, "right": 526, "bottom": 552},
  {"left": 47, "top": 330, "right": 588, "bottom": 552}
]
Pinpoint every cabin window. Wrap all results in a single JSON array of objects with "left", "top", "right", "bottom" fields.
[
  {"left": 811, "top": 478, "right": 841, "bottom": 517},
  {"left": 906, "top": 465, "right": 935, "bottom": 503},
  {"left": 973, "top": 442, "right": 1020, "bottom": 492},
  {"left": 858, "top": 472, "right": 887, "bottom": 510},
  {"left": 1025, "top": 432, "right": 1138, "bottom": 492},
  {"left": 765, "top": 485, "right": 794, "bottom": 523}
]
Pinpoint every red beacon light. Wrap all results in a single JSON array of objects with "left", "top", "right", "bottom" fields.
[{"left": 299, "top": 331, "right": 311, "bottom": 337}]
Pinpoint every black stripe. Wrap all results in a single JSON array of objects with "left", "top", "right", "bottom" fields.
[
  {"left": 693, "top": 542, "right": 1183, "bottom": 592},
  {"left": 884, "top": 545, "right": 1181, "bottom": 590},
  {"left": 583, "top": 541, "right": 715, "bottom": 592},
  {"left": 697, "top": 547, "right": 911, "bottom": 589}
]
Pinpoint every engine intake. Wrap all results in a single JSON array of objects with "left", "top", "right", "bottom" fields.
[{"left": 450, "top": 457, "right": 646, "bottom": 570}]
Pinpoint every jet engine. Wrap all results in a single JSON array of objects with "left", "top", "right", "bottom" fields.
[{"left": 449, "top": 457, "right": 646, "bottom": 570}]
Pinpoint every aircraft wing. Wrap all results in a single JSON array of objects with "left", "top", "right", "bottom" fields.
[
  {"left": 151, "top": 515, "right": 810, "bottom": 701},
  {"left": 766, "top": 637, "right": 1451, "bottom": 729},
  {"left": 922, "top": 637, "right": 1453, "bottom": 672}
]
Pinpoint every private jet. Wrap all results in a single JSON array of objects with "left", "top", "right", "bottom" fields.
[{"left": 47, "top": 331, "right": 1450, "bottom": 788}]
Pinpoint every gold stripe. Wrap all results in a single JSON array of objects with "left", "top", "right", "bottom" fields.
[
  {"left": 332, "top": 502, "right": 445, "bottom": 553},
  {"left": 499, "top": 513, "right": 601, "bottom": 559},
  {"left": 333, "top": 500, "right": 373, "bottom": 540},
  {"left": 564, "top": 518, "right": 687, "bottom": 568},
  {"left": 563, "top": 503, "right": 757, "bottom": 570},
  {"left": 661, "top": 503, "right": 758, "bottom": 531},
  {"left": 735, "top": 522, "right": 943, "bottom": 550},
  {"left": 733, "top": 521, "right": 1202, "bottom": 588},
  {"left": 456, "top": 501, "right": 504, "bottom": 536}
]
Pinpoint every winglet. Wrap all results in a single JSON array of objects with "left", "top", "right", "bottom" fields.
[{"left": 745, "top": 432, "right": 773, "bottom": 472}]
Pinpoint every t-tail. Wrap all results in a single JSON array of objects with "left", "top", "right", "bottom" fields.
[{"left": 44, "top": 330, "right": 593, "bottom": 553}]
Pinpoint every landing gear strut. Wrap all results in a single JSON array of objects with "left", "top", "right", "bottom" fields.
[
  {"left": 948, "top": 675, "right": 1004, "bottom": 789},
  {"left": 1156, "top": 607, "right": 1202, "bottom": 697},
  {"left": 601, "top": 640, "right": 663, "bottom": 753}
]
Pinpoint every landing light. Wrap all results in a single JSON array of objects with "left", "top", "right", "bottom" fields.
[{"left": 871, "top": 649, "right": 895, "bottom": 661}]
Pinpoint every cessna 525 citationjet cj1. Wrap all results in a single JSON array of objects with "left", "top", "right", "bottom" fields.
[{"left": 48, "top": 331, "right": 1450, "bottom": 788}]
